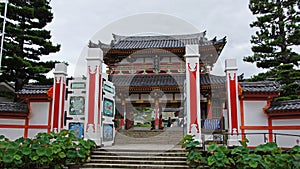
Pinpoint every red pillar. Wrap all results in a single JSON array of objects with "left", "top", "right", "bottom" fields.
[
  {"left": 51, "top": 63, "right": 67, "bottom": 133},
  {"left": 84, "top": 48, "right": 103, "bottom": 145},
  {"left": 225, "top": 59, "right": 241, "bottom": 146},
  {"left": 185, "top": 45, "right": 202, "bottom": 143}
]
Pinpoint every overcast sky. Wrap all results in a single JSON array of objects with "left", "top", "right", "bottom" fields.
[{"left": 45, "top": 0, "right": 264, "bottom": 78}]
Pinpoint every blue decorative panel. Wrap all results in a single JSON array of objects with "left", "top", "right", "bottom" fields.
[
  {"left": 103, "top": 98, "right": 114, "bottom": 117},
  {"left": 103, "top": 124, "right": 113, "bottom": 142},
  {"left": 69, "top": 96, "right": 85, "bottom": 115},
  {"left": 69, "top": 123, "right": 84, "bottom": 138}
]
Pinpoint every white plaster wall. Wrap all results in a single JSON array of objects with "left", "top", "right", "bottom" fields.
[
  {"left": 160, "top": 57, "right": 169, "bottom": 62},
  {"left": 243, "top": 101, "right": 268, "bottom": 126},
  {"left": 245, "top": 130, "right": 268, "bottom": 147},
  {"left": 272, "top": 119, "right": 300, "bottom": 126},
  {"left": 142, "top": 94, "right": 150, "bottom": 101},
  {"left": 0, "top": 119, "right": 24, "bottom": 125},
  {"left": 28, "top": 129, "right": 48, "bottom": 138},
  {"left": 0, "top": 128, "right": 24, "bottom": 140},
  {"left": 163, "top": 94, "right": 173, "bottom": 101},
  {"left": 29, "top": 102, "right": 49, "bottom": 125},
  {"left": 135, "top": 58, "right": 143, "bottom": 63},
  {"left": 145, "top": 58, "right": 152, "bottom": 63},
  {"left": 273, "top": 130, "right": 300, "bottom": 148},
  {"left": 175, "top": 93, "right": 183, "bottom": 101},
  {"left": 171, "top": 57, "right": 181, "bottom": 62},
  {"left": 129, "top": 94, "right": 139, "bottom": 101}
]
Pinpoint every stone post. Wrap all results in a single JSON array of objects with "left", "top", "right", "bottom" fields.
[
  {"left": 225, "top": 59, "right": 241, "bottom": 146},
  {"left": 185, "top": 45, "right": 202, "bottom": 143},
  {"left": 84, "top": 47, "right": 103, "bottom": 145},
  {"left": 51, "top": 63, "right": 67, "bottom": 133}
]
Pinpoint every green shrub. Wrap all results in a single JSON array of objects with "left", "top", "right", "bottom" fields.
[
  {"left": 181, "top": 135, "right": 300, "bottom": 169},
  {"left": 0, "top": 130, "right": 96, "bottom": 169}
]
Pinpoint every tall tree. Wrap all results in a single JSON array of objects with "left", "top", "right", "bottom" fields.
[
  {"left": 0, "top": 0, "right": 60, "bottom": 91},
  {"left": 244, "top": 0, "right": 300, "bottom": 100}
]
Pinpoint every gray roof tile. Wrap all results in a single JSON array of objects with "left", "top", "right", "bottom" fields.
[
  {"left": 0, "top": 102, "right": 29, "bottom": 113},
  {"left": 266, "top": 99, "right": 300, "bottom": 113},
  {"left": 17, "top": 84, "right": 52, "bottom": 95},
  {"left": 240, "top": 81, "right": 280, "bottom": 93},
  {"left": 111, "top": 74, "right": 225, "bottom": 87},
  {"left": 92, "top": 32, "right": 226, "bottom": 50}
]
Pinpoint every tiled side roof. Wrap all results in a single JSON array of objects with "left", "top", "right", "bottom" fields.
[
  {"left": 93, "top": 32, "right": 226, "bottom": 50},
  {"left": 266, "top": 99, "right": 300, "bottom": 113},
  {"left": 111, "top": 74, "right": 225, "bottom": 87},
  {"left": 16, "top": 84, "right": 52, "bottom": 95},
  {"left": 240, "top": 81, "right": 280, "bottom": 93},
  {"left": 201, "top": 74, "right": 226, "bottom": 85},
  {"left": 0, "top": 102, "right": 29, "bottom": 113}
]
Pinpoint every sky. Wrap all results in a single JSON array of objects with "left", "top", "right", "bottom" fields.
[{"left": 45, "top": 0, "right": 264, "bottom": 78}]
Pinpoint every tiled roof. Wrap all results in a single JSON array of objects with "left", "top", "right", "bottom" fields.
[
  {"left": 16, "top": 84, "right": 52, "bottom": 95},
  {"left": 92, "top": 32, "right": 226, "bottom": 50},
  {"left": 240, "top": 81, "right": 280, "bottom": 93},
  {"left": 0, "top": 102, "right": 29, "bottom": 113},
  {"left": 201, "top": 74, "right": 226, "bottom": 86},
  {"left": 111, "top": 74, "right": 225, "bottom": 88},
  {"left": 266, "top": 99, "right": 300, "bottom": 113}
]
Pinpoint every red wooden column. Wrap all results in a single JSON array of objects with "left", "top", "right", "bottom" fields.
[
  {"left": 121, "top": 100, "right": 126, "bottom": 130},
  {"left": 185, "top": 45, "right": 202, "bottom": 143},
  {"left": 150, "top": 90, "right": 164, "bottom": 130},
  {"left": 207, "top": 96, "right": 213, "bottom": 119},
  {"left": 117, "top": 91, "right": 128, "bottom": 130},
  {"left": 51, "top": 63, "right": 67, "bottom": 133},
  {"left": 84, "top": 48, "right": 103, "bottom": 145},
  {"left": 225, "top": 59, "right": 241, "bottom": 146}
]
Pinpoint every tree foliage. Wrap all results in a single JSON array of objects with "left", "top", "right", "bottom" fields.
[
  {"left": 0, "top": 0, "right": 60, "bottom": 91},
  {"left": 244, "top": 0, "right": 300, "bottom": 99}
]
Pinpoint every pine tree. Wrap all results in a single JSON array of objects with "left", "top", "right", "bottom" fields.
[
  {"left": 0, "top": 0, "right": 60, "bottom": 91},
  {"left": 244, "top": 0, "right": 300, "bottom": 100}
]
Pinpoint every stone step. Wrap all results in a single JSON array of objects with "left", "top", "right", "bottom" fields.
[
  {"left": 93, "top": 148, "right": 186, "bottom": 157},
  {"left": 80, "top": 163, "right": 189, "bottom": 168},
  {"left": 89, "top": 159, "right": 187, "bottom": 165},
  {"left": 90, "top": 155, "right": 187, "bottom": 161},
  {"left": 114, "top": 130, "right": 184, "bottom": 145},
  {"left": 81, "top": 147, "right": 189, "bottom": 168},
  {"left": 94, "top": 148, "right": 185, "bottom": 152},
  {"left": 91, "top": 151, "right": 186, "bottom": 157},
  {"left": 80, "top": 128, "right": 189, "bottom": 168}
]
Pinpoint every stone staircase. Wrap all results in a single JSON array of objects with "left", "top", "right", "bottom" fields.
[
  {"left": 114, "top": 127, "right": 184, "bottom": 145},
  {"left": 80, "top": 127, "right": 189, "bottom": 168},
  {"left": 80, "top": 148, "right": 188, "bottom": 168}
]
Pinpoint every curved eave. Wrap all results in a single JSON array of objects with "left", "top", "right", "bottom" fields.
[
  {"left": 0, "top": 111, "right": 29, "bottom": 118},
  {"left": 102, "top": 40, "right": 226, "bottom": 66},
  {"left": 265, "top": 110, "right": 300, "bottom": 119},
  {"left": 240, "top": 92, "right": 280, "bottom": 100},
  {"left": 101, "top": 41, "right": 226, "bottom": 55},
  {"left": 17, "top": 94, "right": 50, "bottom": 101}
]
